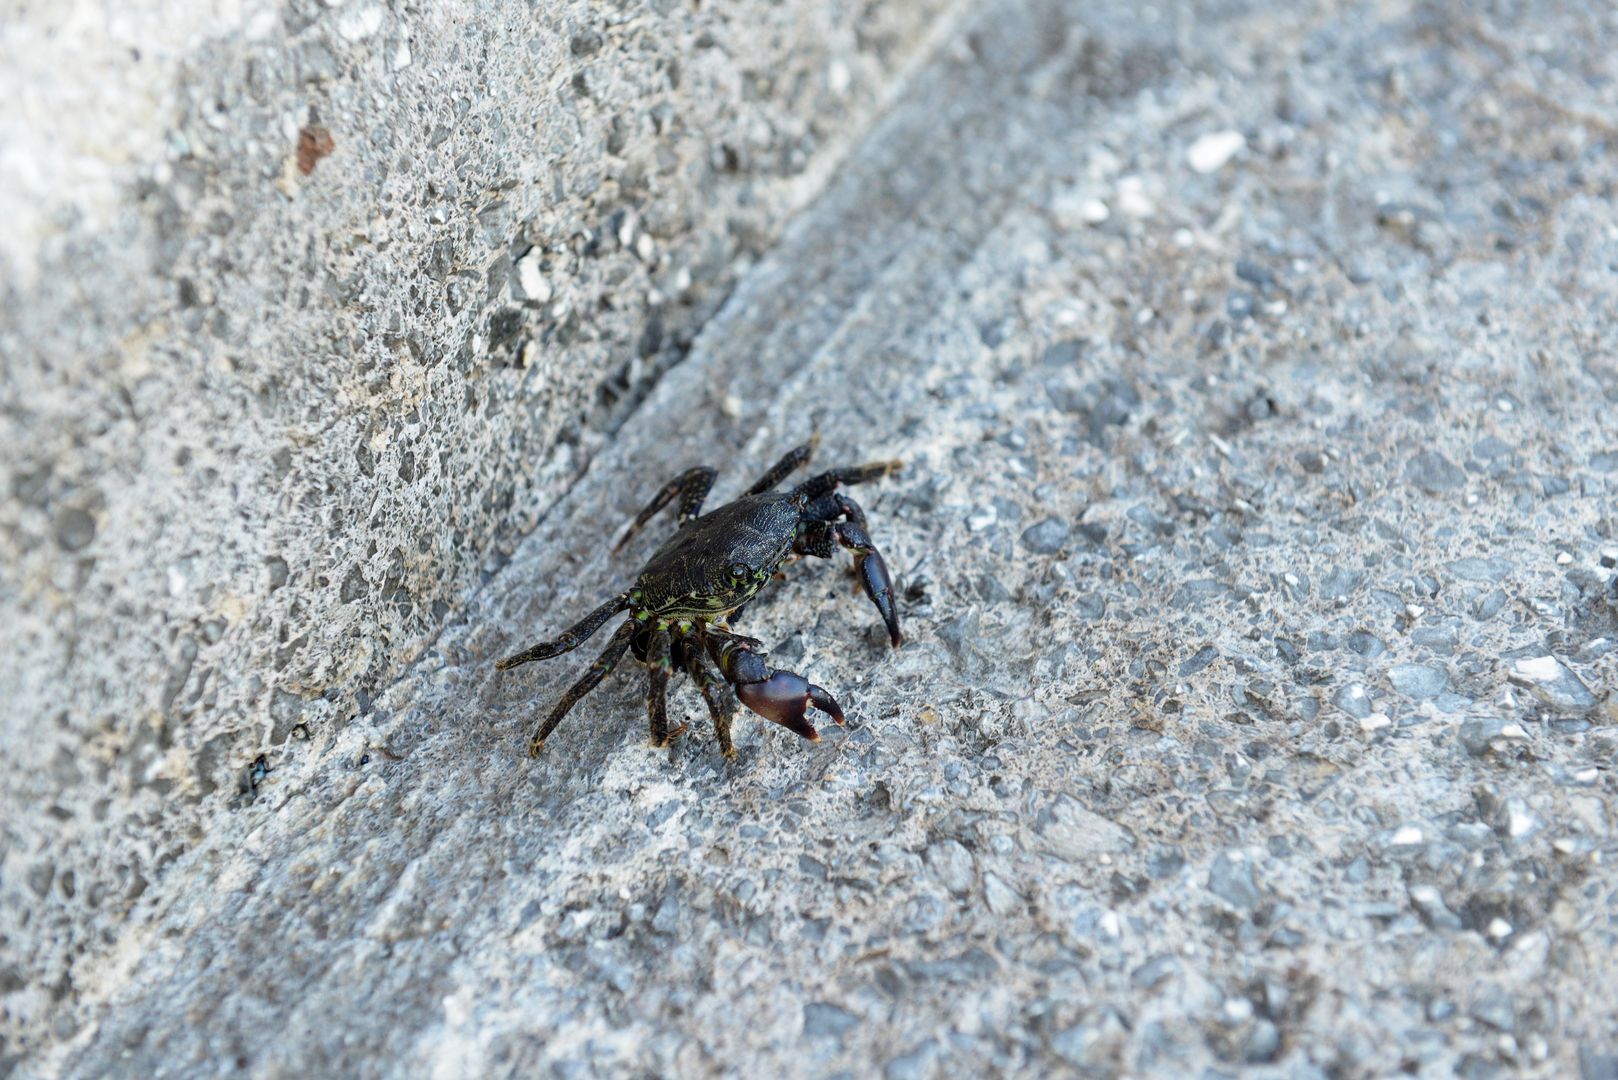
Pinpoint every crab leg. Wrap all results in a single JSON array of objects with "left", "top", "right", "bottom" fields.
[
  {"left": 525, "top": 619, "right": 637, "bottom": 756},
  {"left": 745, "top": 435, "right": 819, "bottom": 494},
  {"left": 497, "top": 591, "right": 631, "bottom": 669},
  {"left": 644, "top": 628, "right": 689, "bottom": 747},
  {"left": 795, "top": 494, "right": 902, "bottom": 647},
  {"left": 790, "top": 459, "right": 902, "bottom": 502},
  {"left": 704, "top": 629, "right": 843, "bottom": 741},
  {"left": 614, "top": 465, "right": 718, "bottom": 551},
  {"left": 677, "top": 635, "right": 737, "bottom": 757}
]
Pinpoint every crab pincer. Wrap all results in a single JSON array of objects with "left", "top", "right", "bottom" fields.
[
  {"left": 735, "top": 670, "right": 845, "bottom": 740},
  {"left": 855, "top": 550, "right": 902, "bottom": 647}
]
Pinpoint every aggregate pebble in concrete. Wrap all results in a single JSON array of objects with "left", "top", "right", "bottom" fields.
[{"left": 11, "top": 0, "right": 1618, "bottom": 1076}]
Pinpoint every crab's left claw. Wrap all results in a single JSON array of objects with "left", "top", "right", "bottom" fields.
[
  {"left": 856, "top": 552, "right": 903, "bottom": 647},
  {"left": 736, "top": 670, "right": 844, "bottom": 740}
]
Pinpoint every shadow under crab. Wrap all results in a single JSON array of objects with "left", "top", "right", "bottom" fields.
[{"left": 496, "top": 440, "right": 903, "bottom": 757}]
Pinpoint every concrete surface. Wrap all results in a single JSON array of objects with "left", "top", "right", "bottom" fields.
[
  {"left": 0, "top": 0, "right": 958, "bottom": 1060},
  {"left": 8, "top": 0, "right": 1618, "bottom": 1076}
]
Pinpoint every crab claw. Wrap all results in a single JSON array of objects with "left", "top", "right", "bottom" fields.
[
  {"left": 736, "top": 670, "right": 845, "bottom": 740},
  {"left": 856, "top": 551, "right": 903, "bottom": 647}
]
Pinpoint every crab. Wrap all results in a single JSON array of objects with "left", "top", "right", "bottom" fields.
[{"left": 496, "top": 440, "right": 904, "bottom": 757}]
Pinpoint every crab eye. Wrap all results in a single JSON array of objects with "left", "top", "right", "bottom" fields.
[{"left": 729, "top": 562, "right": 748, "bottom": 579}]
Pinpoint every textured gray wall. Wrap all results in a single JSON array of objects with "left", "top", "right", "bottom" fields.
[{"left": 0, "top": 0, "right": 958, "bottom": 1054}]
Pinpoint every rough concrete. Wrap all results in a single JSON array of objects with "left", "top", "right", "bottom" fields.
[
  {"left": 0, "top": 0, "right": 958, "bottom": 1057},
  {"left": 9, "top": 0, "right": 1618, "bottom": 1076}
]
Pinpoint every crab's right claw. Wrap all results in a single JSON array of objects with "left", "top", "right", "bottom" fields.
[
  {"left": 736, "top": 670, "right": 844, "bottom": 740},
  {"left": 856, "top": 552, "right": 903, "bottom": 647},
  {"left": 807, "top": 683, "right": 845, "bottom": 726}
]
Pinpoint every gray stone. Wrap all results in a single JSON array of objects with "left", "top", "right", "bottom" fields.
[
  {"left": 1473, "top": 589, "right": 1509, "bottom": 619},
  {"left": 1052, "top": 1013, "right": 1126, "bottom": 1070},
  {"left": 1388, "top": 664, "right": 1447, "bottom": 699},
  {"left": 884, "top": 1040, "right": 938, "bottom": 1080},
  {"left": 1179, "top": 645, "right": 1220, "bottom": 676},
  {"left": 1449, "top": 557, "right": 1514, "bottom": 583},
  {"left": 1509, "top": 656, "right": 1598, "bottom": 711},
  {"left": 1469, "top": 989, "right": 1516, "bottom": 1033},
  {"left": 1208, "top": 851, "right": 1261, "bottom": 910},
  {"left": 1457, "top": 717, "right": 1526, "bottom": 757},
  {"left": 982, "top": 872, "right": 1021, "bottom": 916},
  {"left": 1020, "top": 517, "right": 1070, "bottom": 554},
  {"left": 927, "top": 840, "right": 976, "bottom": 895},
  {"left": 1408, "top": 884, "right": 1463, "bottom": 930},
  {"left": 1332, "top": 684, "right": 1373, "bottom": 720},
  {"left": 1244, "top": 1020, "right": 1282, "bottom": 1063},
  {"left": 1406, "top": 452, "right": 1467, "bottom": 493},
  {"left": 804, "top": 1002, "right": 860, "bottom": 1039},
  {"left": 1582, "top": 1045, "right": 1618, "bottom": 1080},
  {"left": 1131, "top": 956, "right": 1179, "bottom": 991},
  {"left": 1319, "top": 566, "right": 1365, "bottom": 599},
  {"left": 1345, "top": 631, "right": 1386, "bottom": 658},
  {"left": 51, "top": 507, "right": 96, "bottom": 552}
]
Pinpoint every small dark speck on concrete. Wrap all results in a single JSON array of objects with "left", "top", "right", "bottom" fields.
[
  {"left": 53, "top": 507, "right": 96, "bottom": 551},
  {"left": 1235, "top": 258, "right": 1276, "bottom": 287}
]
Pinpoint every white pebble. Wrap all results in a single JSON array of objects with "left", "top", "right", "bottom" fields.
[
  {"left": 337, "top": 4, "right": 384, "bottom": 41},
  {"left": 827, "top": 59, "right": 851, "bottom": 96},
  {"left": 1221, "top": 997, "right": 1254, "bottom": 1024},
  {"left": 1053, "top": 189, "right": 1111, "bottom": 228},
  {"left": 1187, "top": 130, "right": 1246, "bottom": 174},
  {"left": 1506, "top": 806, "right": 1538, "bottom": 839},
  {"left": 1117, "top": 176, "right": 1155, "bottom": 218},
  {"left": 1511, "top": 656, "right": 1563, "bottom": 683},
  {"left": 515, "top": 251, "right": 552, "bottom": 304}
]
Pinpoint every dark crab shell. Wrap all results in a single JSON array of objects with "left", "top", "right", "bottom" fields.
[{"left": 630, "top": 494, "right": 801, "bottom": 620}]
